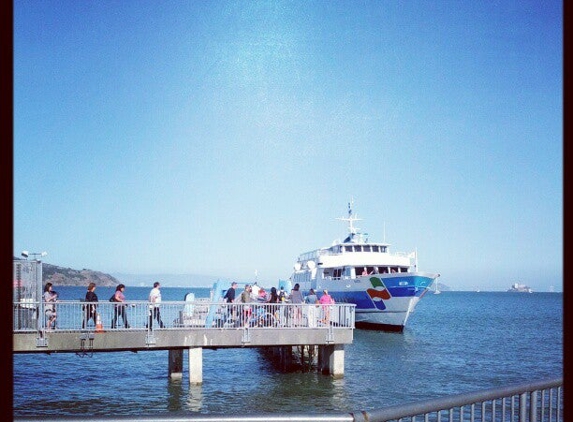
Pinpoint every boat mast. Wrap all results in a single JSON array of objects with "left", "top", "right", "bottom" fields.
[{"left": 336, "top": 199, "right": 362, "bottom": 241}]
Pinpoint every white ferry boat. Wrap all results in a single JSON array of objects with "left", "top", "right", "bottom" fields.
[{"left": 286, "top": 202, "right": 440, "bottom": 332}]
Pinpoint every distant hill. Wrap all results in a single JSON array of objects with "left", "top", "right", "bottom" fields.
[
  {"left": 110, "top": 273, "right": 222, "bottom": 288},
  {"left": 14, "top": 256, "right": 221, "bottom": 288},
  {"left": 42, "top": 262, "right": 119, "bottom": 287}
]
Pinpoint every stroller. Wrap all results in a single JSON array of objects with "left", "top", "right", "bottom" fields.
[{"left": 248, "top": 305, "right": 278, "bottom": 327}]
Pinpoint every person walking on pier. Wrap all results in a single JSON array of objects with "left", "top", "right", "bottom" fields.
[
  {"left": 223, "top": 281, "right": 238, "bottom": 324},
  {"left": 147, "top": 281, "right": 164, "bottom": 329},
  {"left": 111, "top": 284, "right": 130, "bottom": 329},
  {"left": 82, "top": 282, "right": 99, "bottom": 329},
  {"left": 43, "top": 282, "right": 58, "bottom": 330}
]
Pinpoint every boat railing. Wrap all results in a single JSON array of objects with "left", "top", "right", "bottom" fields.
[{"left": 13, "top": 300, "right": 355, "bottom": 332}]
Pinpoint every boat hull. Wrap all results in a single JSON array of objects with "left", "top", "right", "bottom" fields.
[{"left": 304, "top": 272, "right": 436, "bottom": 331}]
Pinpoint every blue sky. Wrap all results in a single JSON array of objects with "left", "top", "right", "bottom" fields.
[{"left": 14, "top": 1, "right": 562, "bottom": 291}]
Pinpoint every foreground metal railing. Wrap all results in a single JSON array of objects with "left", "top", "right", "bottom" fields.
[
  {"left": 14, "top": 378, "right": 563, "bottom": 421},
  {"left": 352, "top": 377, "right": 563, "bottom": 422},
  {"left": 13, "top": 300, "right": 355, "bottom": 332}
]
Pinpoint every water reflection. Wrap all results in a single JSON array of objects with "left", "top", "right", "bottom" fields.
[
  {"left": 186, "top": 384, "right": 204, "bottom": 412},
  {"left": 166, "top": 377, "right": 204, "bottom": 412}
]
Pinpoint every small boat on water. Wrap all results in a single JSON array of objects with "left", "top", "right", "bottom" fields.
[{"left": 286, "top": 201, "right": 440, "bottom": 332}]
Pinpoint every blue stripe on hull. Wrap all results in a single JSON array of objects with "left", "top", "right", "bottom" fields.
[{"left": 330, "top": 275, "right": 433, "bottom": 312}]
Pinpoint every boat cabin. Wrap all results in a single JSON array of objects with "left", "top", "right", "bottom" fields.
[{"left": 322, "top": 266, "right": 410, "bottom": 279}]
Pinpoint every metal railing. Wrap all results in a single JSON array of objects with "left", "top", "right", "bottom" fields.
[
  {"left": 13, "top": 378, "right": 563, "bottom": 421},
  {"left": 13, "top": 300, "right": 355, "bottom": 332},
  {"left": 352, "top": 377, "right": 563, "bottom": 422}
]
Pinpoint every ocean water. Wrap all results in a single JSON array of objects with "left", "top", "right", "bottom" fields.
[{"left": 13, "top": 287, "right": 563, "bottom": 417}]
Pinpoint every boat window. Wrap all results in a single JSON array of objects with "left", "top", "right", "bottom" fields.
[
  {"left": 380, "top": 267, "right": 388, "bottom": 274},
  {"left": 343, "top": 266, "right": 353, "bottom": 279},
  {"left": 372, "top": 245, "right": 379, "bottom": 252},
  {"left": 380, "top": 246, "right": 387, "bottom": 253},
  {"left": 344, "top": 246, "right": 353, "bottom": 252},
  {"left": 333, "top": 268, "right": 342, "bottom": 279},
  {"left": 400, "top": 267, "right": 409, "bottom": 273},
  {"left": 363, "top": 245, "right": 371, "bottom": 252},
  {"left": 390, "top": 267, "right": 398, "bottom": 273}
]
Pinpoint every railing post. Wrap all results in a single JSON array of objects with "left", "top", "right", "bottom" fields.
[
  {"left": 556, "top": 387, "right": 562, "bottom": 422},
  {"left": 519, "top": 392, "right": 527, "bottom": 422},
  {"left": 529, "top": 390, "right": 538, "bottom": 422}
]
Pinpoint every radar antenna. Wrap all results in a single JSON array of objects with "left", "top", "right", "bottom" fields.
[{"left": 336, "top": 199, "right": 362, "bottom": 241}]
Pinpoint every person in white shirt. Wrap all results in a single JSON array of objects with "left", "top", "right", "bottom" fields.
[{"left": 147, "top": 281, "right": 164, "bottom": 329}]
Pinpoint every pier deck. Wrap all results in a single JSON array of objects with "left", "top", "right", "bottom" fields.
[{"left": 13, "top": 301, "right": 355, "bottom": 382}]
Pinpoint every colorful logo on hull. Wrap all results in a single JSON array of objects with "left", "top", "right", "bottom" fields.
[{"left": 367, "top": 277, "right": 391, "bottom": 310}]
